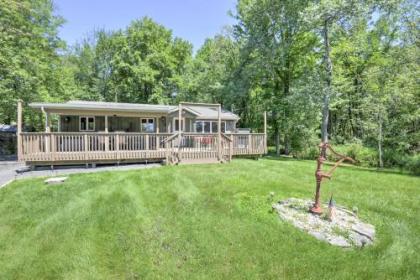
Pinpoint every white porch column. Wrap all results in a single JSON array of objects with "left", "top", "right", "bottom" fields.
[
  {"left": 178, "top": 103, "right": 182, "bottom": 161},
  {"left": 218, "top": 104, "right": 221, "bottom": 161},
  {"left": 104, "top": 115, "right": 109, "bottom": 151},
  {"left": 45, "top": 111, "right": 50, "bottom": 133},
  {"left": 104, "top": 115, "right": 109, "bottom": 133},
  {"left": 156, "top": 117, "right": 160, "bottom": 149}
]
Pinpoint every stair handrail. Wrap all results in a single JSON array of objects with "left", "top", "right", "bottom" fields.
[
  {"left": 221, "top": 133, "right": 232, "bottom": 142},
  {"left": 161, "top": 132, "right": 179, "bottom": 144}
]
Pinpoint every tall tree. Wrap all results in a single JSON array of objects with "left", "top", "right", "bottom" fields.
[
  {"left": 304, "top": 0, "right": 371, "bottom": 145},
  {"left": 235, "top": 0, "right": 317, "bottom": 154},
  {"left": 0, "top": 0, "right": 66, "bottom": 124}
]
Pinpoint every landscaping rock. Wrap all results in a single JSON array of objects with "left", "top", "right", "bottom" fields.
[
  {"left": 272, "top": 198, "right": 375, "bottom": 248},
  {"left": 44, "top": 177, "right": 68, "bottom": 185}
]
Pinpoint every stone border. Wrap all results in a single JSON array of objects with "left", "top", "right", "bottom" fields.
[{"left": 272, "top": 198, "right": 375, "bottom": 247}]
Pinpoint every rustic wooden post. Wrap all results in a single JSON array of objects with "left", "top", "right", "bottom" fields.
[
  {"left": 104, "top": 115, "right": 109, "bottom": 152},
  {"left": 178, "top": 103, "right": 182, "bottom": 162},
  {"left": 156, "top": 117, "right": 160, "bottom": 149},
  {"left": 17, "top": 100, "right": 23, "bottom": 162},
  {"left": 42, "top": 107, "right": 50, "bottom": 154},
  {"left": 264, "top": 111, "right": 267, "bottom": 154},
  {"left": 218, "top": 104, "right": 222, "bottom": 161},
  {"left": 248, "top": 134, "right": 252, "bottom": 154}
]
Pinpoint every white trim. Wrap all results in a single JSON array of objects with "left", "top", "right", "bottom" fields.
[
  {"left": 172, "top": 117, "right": 185, "bottom": 132},
  {"left": 194, "top": 120, "right": 227, "bottom": 133},
  {"left": 79, "top": 116, "right": 95, "bottom": 131}
]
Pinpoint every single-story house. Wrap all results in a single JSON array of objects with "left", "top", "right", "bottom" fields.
[{"left": 17, "top": 101, "right": 267, "bottom": 166}]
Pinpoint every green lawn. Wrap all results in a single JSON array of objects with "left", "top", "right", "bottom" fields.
[{"left": 0, "top": 158, "right": 419, "bottom": 279}]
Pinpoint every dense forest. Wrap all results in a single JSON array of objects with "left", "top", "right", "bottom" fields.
[{"left": 0, "top": 0, "right": 418, "bottom": 172}]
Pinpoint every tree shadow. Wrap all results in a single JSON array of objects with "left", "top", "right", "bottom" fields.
[{"left": 262, "top": 155, "right": 418, "bottom": 177}]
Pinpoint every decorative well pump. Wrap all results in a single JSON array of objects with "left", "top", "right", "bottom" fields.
[{"left": 310, "top": 142, "right": 355, "bottom": 215}]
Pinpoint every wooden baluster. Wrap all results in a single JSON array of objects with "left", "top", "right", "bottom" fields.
[
  {"left": 116, "top": 133, "right": 120, "bottom": 161},
  {"left": 84, "top": 134, "right": 88, "bottom": 161}
]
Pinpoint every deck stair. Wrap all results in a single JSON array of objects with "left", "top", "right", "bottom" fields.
[{"left": 163, "top": 133, "right": 232, "bottom": 165}]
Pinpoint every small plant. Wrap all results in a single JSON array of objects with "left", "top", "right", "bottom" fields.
[
  {"left": 352, "top": 206, "right": 359, "bottom": 216},
  {"left": 267, "top": 192, "right": 275, "bottom": 203}
]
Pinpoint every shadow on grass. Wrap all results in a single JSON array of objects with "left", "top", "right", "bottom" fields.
[{"left": 262, "top": 154, "right": 418, "bottom": 177}]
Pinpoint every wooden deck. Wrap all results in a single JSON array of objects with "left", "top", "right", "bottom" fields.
[{"left": 19, "top": 132, "right": 266, "bottom": 165}]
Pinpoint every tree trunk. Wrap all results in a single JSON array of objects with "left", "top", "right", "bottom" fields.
[
  {"left": 284, "top": 135, "right": 290, "bottom": 155},
  {"left": 272, "top": 110, "right": 281, "bottom": 156},
  {"left": 378, "top": 114, "right": 383, "bottom": 168},
  {"left": 321, "top": 19, "right": 332, "bottom": 145},
  {"left": 275, "top": 128, "right": 280, "bottom": 156}
]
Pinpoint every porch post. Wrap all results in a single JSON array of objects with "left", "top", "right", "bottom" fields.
[
  {"left": 105, "top": 115, "right": 108, "bottom": 133},
  {"left": 104, "top": 115, "right": 109, "bottom": 151},
  {"left": 45, "top": 111, "right": 50, "bottom": 132},
  {"left": 17, "top": 100, "right": 23, "bottom": 162},
  {"left": 264, "top": 111, "right": 267, "bottom": 154},
  {"left": 156, "top": 117, "right": 160, "bottom": 149},
  {"left": 43, "top": 107, "right": 50, "bottom": 153},
  {"left": 178, "top": 103, "right": 182, "bottom": 161},
  {"left": 218, "top": 104, "right": 222, "bottom": 161}
]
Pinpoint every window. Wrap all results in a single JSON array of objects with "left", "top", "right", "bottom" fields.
[
  {"left": 141, "top": 118, "right": 155, "bottom": 132},
  {"left": 79, "top": 116, "right": 95, "bottom": 131},
  {"left": 194, "top": 121, "right": 226, "bottom": 133},
  {"left": 173, "top": 118, "right": 184, "bottom": 132},
  {"left": 195, "top": 121, "right": 203, "bottom": 133}
]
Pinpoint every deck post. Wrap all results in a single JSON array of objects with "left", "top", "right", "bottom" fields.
[
  {"left": 178, "top": 103, "right": 182, "bottom": 162},
  {"left": 17, "top": 100, "right": 23, "bottom": 162},
  {"left": 42, "top": 107, "right": 50, "bottom": 153},
  {"left": 264, "top": 111, "right": 267, "bottom": 154},
  {"left": 218, "top": 104, "right": 221, "bottom": 161},
  {"left": 104, "top": 115, "right": 109, "bottom": 151},
  {"left": 156, "top": 117, "right": 160, "bottom": 149},
  {"left": 248, "top": 134, "right": 252, "bottom": 154},
  {"left": 84, "top": 134, "right": 88, "bottom": 161},
  {"left": 115, "top": 133, "right": 120, "bottom": 161}
]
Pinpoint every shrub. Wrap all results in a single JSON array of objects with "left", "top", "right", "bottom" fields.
[
  {"left": 404, "top": 154, "right": 420, "bottom": 175},
  {"left": 329, "top": 142, "right": 378, "bottom": 167}
]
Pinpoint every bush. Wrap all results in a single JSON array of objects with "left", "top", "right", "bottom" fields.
[
  {"left": 328, "top": 142, "right": 378, "bottom": 167},
  {"left": 403, "top": 154, "right": 420, "bottom": 175}
]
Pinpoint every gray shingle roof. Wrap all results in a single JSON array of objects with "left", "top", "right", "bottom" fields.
[{"left": 29, "top": 101, "right": 240, "bottom": 120}]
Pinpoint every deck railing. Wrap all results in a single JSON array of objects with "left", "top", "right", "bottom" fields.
[{"left": 20, "top": 132, "right": 266, "bottom": 163}]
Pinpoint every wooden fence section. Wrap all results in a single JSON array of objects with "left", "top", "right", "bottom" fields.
[
  {"left": 21, "top": 133, "right": 172, "bottom": 163},
  {"left": 20, "top": 132, "right": 266, "bottom": 164},
  {"left": 231, "top": 133, "right": 265, "bottom": 155}
]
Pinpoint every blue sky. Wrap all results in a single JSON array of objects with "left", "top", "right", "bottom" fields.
[{"left": 55, "top": 0, "right": 237, "bottom": 51}]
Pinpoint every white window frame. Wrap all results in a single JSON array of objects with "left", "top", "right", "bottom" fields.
[
  {"left": 173, "top": 118, "right": 185, "bottom": 132},
  {"left": 194, "top": 120, "right": 226, "bottom": 133},
  {"left": 140, "top": 118, "right": 155, "bottom": 132},
  {"left": 79, "top": 116, "right": 95, "bottom": 132}
]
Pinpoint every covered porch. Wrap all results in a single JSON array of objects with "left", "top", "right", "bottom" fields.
[{"left": 17, "top": 101, "right": 267, "bottom": 166}]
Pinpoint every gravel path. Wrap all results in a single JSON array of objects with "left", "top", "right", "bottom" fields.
[{"left": 0, "top": 162, "right": 161, "bottom": 188}]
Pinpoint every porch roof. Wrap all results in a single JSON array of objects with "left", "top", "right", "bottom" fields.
[{"left": 29, "top": 101, "right": 240, "bottom": 120}]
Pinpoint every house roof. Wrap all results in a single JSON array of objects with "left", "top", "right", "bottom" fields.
[{"left": 29, "top": 101, "right": 240, "bottom": 120}]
